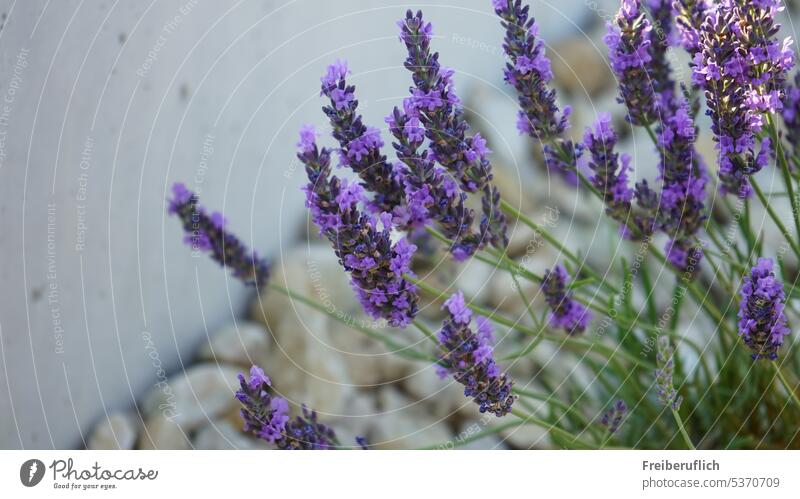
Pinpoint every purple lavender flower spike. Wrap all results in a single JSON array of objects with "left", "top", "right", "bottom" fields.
[
  {"left": 541, "top": 264, "right": 591, "bottom": 335},
  {"left": 672, "top": 0, "right": 711, "bottom": 54},
  {"left": 437, "top": 291, "right": 516, "bottom": 416},
  {"left": 600, "top": 399, "right": 628, "bottom": 434},
  {"left": 605, "top": 0, "right": 658, "bottom": 126},
  {"left": 494, "top": 0, "right": 580, "bottom": 183},
  {"left": 320, "top": 60, "right": 405, "bottom": 216},
  {"left": 397, "top": 11, "right": 491, "bottom": 194},
  {"left": 654, "top": 336, "right": 683, "bottom": 410},
  {"left": 298, "top": 126, "right": 419, "bottom": 328},
  {"left": 692, "top": 1, "right": 793, "bottom": 197},
  {"left": 737, "top": 258, "right": 791, "bottom": 360},
  {"left": 645, "top": 0, "right": 677, "bottom": 104},
  {"left": 236, "top": 365, "right": 340, "bottom": 449},
  {"left": 583, "top": 114, "right": 652, "bottom": 238},
  {"left": 397, "top": 10, "right": 508, "bottom": 251},
  {"left": 168, "top": 183, "right": 270, "bottom": 288},
  {"left": 782, "top": 72, "right": 800, "bottom": 158},
  {"left": 655, "top": 96, "right": 707, "bottom": 275},
  {"left": 386, "top": 103, "right": 484, "bottom": 259}
]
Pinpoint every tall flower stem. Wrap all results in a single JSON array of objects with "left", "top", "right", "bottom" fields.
[
  {"left": 266, "top": 282, "right": 435, "bottom": 362},
  {"left": 672, "top": 409, "right": 696, "bottom": 450},
  {"left": 751, "top": 179, "right": 800, "bottom": 259},
  {"left": 768, "top": 113, "right": 800, "bottom": 245},
  {"left": 773, "top": 363, "right": 800, "bottom": 411},
  {"left": 499, "top": 199, "right": 619, "bottom": 295},
  {"left": 509, "top": 408, "right": 601, "bottom": 449}
]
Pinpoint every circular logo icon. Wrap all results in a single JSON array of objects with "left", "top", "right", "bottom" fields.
[{"left": 20, "top": 459, "right": 45, "bottom": 487}]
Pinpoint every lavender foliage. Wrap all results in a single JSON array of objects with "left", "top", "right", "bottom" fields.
[
  {"left": 168, "top": 183, "right": 270, "bottom": 288},
  {"left": 437, "top": 291, "right": 516, "bottom": 416},
  {"left": 737, "top": 258, "right": 791, "bottom": 360}
]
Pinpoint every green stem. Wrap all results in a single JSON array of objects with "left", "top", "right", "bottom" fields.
[
  {"left": 672, "top": 409, "right": 696, "bottom": 450},
  {"left": 773, "top": 362, "right": 800, "bottom": 411},
  {"left": 768, "top": 114, "right": 800, "bottom": 245},
  {"left": 510, "top": 408, "right": 600, "bottom": 449},
  {"left": 751, "top": 178, "right": 800, "bottom": 259}
]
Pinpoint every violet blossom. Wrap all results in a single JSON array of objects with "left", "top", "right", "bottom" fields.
[
  {"left": 493, "top": 0, "right": 580, "bottom": 183},
  {"left": 298, "top": 126, "right": 419, "bottom": 328},
  {"left": 168, "top": 183, "right": 270, "bottom": 288},
  {"left": 737, "top": 258, "right": 791, "bottom": 360},
  {"left": 541, "top": 264, "right": 591, "bottom": 335},
  {"left": 437, "top": 291, "right": 516, "bottom": 416},
  {"left": 320, "top": 60, "right": 406, "bottom": 216}
]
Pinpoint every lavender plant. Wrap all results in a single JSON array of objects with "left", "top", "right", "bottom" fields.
[{"left": 168, "top": 0, "right": 800, "bottom": 450}]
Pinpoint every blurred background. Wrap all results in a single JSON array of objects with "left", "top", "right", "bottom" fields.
[{"left": 1, "top": 0, "right": 798, "bottom": 450}]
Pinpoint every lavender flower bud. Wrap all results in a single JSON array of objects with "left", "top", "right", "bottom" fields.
[
  {"left": 541, "top": 264, "right": 591, "bottom": 335},
  {"left": 672, "top": 0, "right": 711, "bottom": 54},
  {"left": 692, "top": 1, "right": 792, "bottom": 197},
  {"left": 437, "top": 291, "right": 516, "bottom": 416},
  {"left": 737, "top": 258, "right": 791, "bottom": 360},
  {"left": 168, "top": 183, "right": 270, "bottom": 288},
  {"left": 398, "top": 10, "right": 493, "bottom": 195},
  {"left": 655, "top": 97, "right": 707, "bottom": 275},
  {"left": 645, "top": 0, "right": 677, "bottom": 103},
  {"left": 600, "top": 399, "right": 628, "bottom": 434},
  {"left": 236, "top": 365, "right": 339, "bottom": 449},
  {"left": 398, "top": 10, "right": 508, "bottom": 250},
  {"left": 583, "top": 114, "right": 653, "bottom": 238},
  {"left": 782, "top": 72, "right": 800, "bottom": 157},
  {"left": 298, "top": 126, "right": 419, "bottom": 328},
  {"left": 493, "top": 0, "right": 579, "bottom": 183},
  {"left": 386, "top": 104, "right": 484, "bottom": 260},
  {"left": 320, "top": 60, "right": 405, "bottom": 216},
  {"left": 654, "top": 336, "right": 683, "bottom": 410},
  {"left": 605, "top": 0, "right": 658, "bottom": 126}
]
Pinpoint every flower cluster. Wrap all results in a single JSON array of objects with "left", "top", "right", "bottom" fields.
[
  {"left": 541, "top": 264, "right": 591, "bottom": 335},
  {"left": 320, "top": 61, "right": 405, "bottom": 216},
  {"left": 692, "top": 0, "right": 793, "bottom": 197},
  {"left": 493, "top": 0, "right": 580, "bottom": 183},
  {"left": 645, "top": 0, "right": 677, "bottom": 103},
  {"left": 298, "top": 127, "right": 419, "bottom": 327},
  {"left": 672, "top": 0, "right": 711, "bottom": 54},
  {"left": 167, "top": 183, "right": 271, "bottom": 288},
  {"left": 386, "top": 103, "right": 484, "bottom": 260},
  {"left": 605, "top": 0, "right": 658, "bottom": 126},
  {"left": 654, "top": 336, "right": 683, "bottom": 410},
  {"left": 600, "top": 399, "right": 628, "bottom": 434},
  {"left": 437, "top": 291, "right": 516, "bottom": 416},
  {"left": 737, "top": 258, "right": 791, "bottom": 360},
  {"left": 583, "top": 114, "right": 653, "bottom": 238},
  {"left": 655, "top": 97, "right": 707, "bottom": 274},
  {"left": 236, "top": 365, "right": 341, "bottom": 449},
  {"left": 782, "top": 72, "right": 800, "bottom": 158},
  {"left": 398, "top": 10, "right": 508, "bottom": 251}
]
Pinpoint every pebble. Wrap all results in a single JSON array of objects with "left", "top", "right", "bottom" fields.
[
  {"left": 192, "top": 419, "right": 269, "bottom": 450},
  {"left": 140, "top": 363, "right": 241, "bottom": 431},
  {"left": 370, "top": 388, "right": 453, "bottom": 450},
  {"left": 196, "top": 321, "right": 270, "bottom": 368},
  {"left": 87, "top": 412, "right": 138, "bottom": 450}
]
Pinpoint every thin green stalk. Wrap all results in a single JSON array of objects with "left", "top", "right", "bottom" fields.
[
  {"left": 773, "top": 362, "right": 800, "bottom": 411},
  {"left": 672, "top": 409, "right": 696, "bottom": 450},
  {"left": 751, "top": 178, "right": 800, "bottom": 259},
  {"left": 510, "top": 408, "right": 600, "bottom": 449},
  {"left": 267, "top": 283, "right": 435, "bottom": 362},
  {"left": 768, "top": 114, "right": 800, "bottom": 245}
]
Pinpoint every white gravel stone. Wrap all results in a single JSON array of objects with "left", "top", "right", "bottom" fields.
[{"left": 87, "top": 412, "right": 139, "bottom": 450}]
